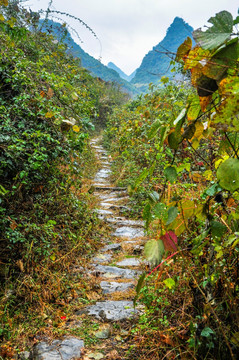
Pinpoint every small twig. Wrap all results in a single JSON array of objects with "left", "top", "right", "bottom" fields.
[
  {"left": 224, "top": 131, "right": 239, "bottom": 159},
  {"left": 187, "top": 139, "right": 211, "bottom": 167}
]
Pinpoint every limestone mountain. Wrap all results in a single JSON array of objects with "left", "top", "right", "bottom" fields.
[
  {"left": 107, "top": 62, "right": 130, "bottom": 81},
  {"left": 131, "top": 17, "right": 194, "bottom": 92},
  {"left": 107, "top": 62, "right": 137, "bottom": 82},
  {"left": 39, "top": 20, "right": 138, "bottom": 96}
]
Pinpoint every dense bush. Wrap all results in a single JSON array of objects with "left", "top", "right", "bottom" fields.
[{"left": 106, "top": 11, "right": 239, "bottom": 359}]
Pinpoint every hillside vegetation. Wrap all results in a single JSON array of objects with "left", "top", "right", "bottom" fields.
[
  {"left": 105, "top": 10, "right": 239, "bottom": 359},
  {"left": 0, "top": 1, "right": 238, "bottom": 359},
  {"left": 0, "top": 0, "right": 128, "bottom": 350}
]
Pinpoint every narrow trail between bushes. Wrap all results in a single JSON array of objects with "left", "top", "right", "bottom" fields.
[{"left": 32, "top": 137, "right": 148, "bottom": 360}]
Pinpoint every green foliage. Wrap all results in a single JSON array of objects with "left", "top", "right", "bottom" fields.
[
  {"left": 107, "top": 10, "right": 239, "bottom": 360},
  {"left": 216, "top": 158, "right": 239, "bottom": 192},
  {"left": 0, "top": 1, "right": 128, "bottom": 349},
  {"left": 193, "top": 11, "right": 234, "bottom": 50},
  {"left": 144, "top": 239, "right": 164, "bottom": 267}
]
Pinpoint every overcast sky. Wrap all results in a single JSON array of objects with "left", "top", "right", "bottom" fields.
[{"left": 25, "top": 0, "right": 238, "bottom": 75}]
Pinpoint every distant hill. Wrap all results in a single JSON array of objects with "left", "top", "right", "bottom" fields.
[
  {"left": 107, "top": 62, "right": 138, "bottom": 82},
  {"left": 39, "top": 17, "right": 194, "bottom": 95},
  {"left": 131, "top": 17, "right": 194, "bottom": 92},
  {"left": 128, "top": 69, "right": 137, "bottom": 82},
  {"left": 39, "top": 20, "right": 138, "bottom": 96},
  {"left": 107, "top": 62, "right": 129, "bottom": 81}
]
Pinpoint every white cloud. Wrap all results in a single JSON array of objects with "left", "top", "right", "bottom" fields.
[{"left": 26, "top": 0, "right": 239, "bottom": 74}]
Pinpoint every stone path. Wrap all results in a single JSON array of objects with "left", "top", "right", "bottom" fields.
[{"left": 31, "top": 137, "right": 147, "bottom": 360}]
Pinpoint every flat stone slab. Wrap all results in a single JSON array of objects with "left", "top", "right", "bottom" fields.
[
  {"left": 95, "top": 209, "right": 113, "bottom": 216},
  {"left": 101, "top": 243, "right": 122, "bottom": 252},
  {"left": 97, "top": 193, "right": 118, "bottom": 200},
  {"left": 93, "top": 183, "right": 112, "bottom": 187},
  {"left": 100, "top": 202, "right": 116, "bottom": 208},
  {"left": 100, "top": 281, "right": 134, "bottom": 294},
  {"left": 116, "top": 258, "right": 141, "bottom": 267},
  {"left": 32, "top": 337, "right": 84, "bottom": 360},
  {"left": 109, "top": 205, "right": 131, "bottom": 211},
  {"left": 94, "top": 186, "right": 127, "bottom": 192},
  {"left": 92, "top": 264, "right": 138, "bottom": 279},
  {"left": 85, "top": 300, "right": 138, "bottom": 321},
  {"left": 112, "top": 226, "right": 144, "bottom": 239},
  {"left": 92, "top": 253, "right": 113, "bottom": 264},
  {"left": 106, "top": 217, "right": 144, "bottom": 227}
]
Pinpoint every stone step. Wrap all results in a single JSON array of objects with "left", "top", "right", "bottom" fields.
[
  {"left": 91, "top": 264, "right": 139, "bottom": 279},
  {"left": 100, "top": 281, "right": 134, "bottom": 294},
  {"left": 81, "top": 300, "right": 139, "bottom": 321},
  {"left": 94, "top": 186, "right": 127, "bottom": 192}
]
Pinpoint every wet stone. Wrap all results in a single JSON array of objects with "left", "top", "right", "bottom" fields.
[
  {"left": 95, "top": 209, "right": 113, "bottom": 216},
  {"left": 100, "top": 202, "right": 116, "bottom": 208},
  {"left": 97, "top": 192, "right": 118, "bottom": 200},
  {"left": 84, "top": 300, "right": 138, "bottom": 321},
  {"left": 94, "top": 169, "right": 111, "bottom": 181},
  {"left": 100, "top": 281, "right": 134, "bottom": 294},
  {"left": 109, "top": 205, "right": 131, "bottom": 212},
  {"left": 94, "top": 186, "right": 127, "bottom": 192},
  {"left": 112, "top": 226, "right": 144, "bottom": 239},
  {"left": 116, "top": 258, "right": 141, "bottom": 267},
  {"left": 101, "top": 243, "right": 122, "bottom": 252},
  {"left": 106, "top": 217, "right": 144, "bottom": 227},
  {"left": 92, "top": 253, "right": 113, "bottom": 264},
  {"left": 92, "top": 264, "right": 138, "bottom": 279},
  {"left": 32, "top": 337, "right": 84, "bottom": 360}
]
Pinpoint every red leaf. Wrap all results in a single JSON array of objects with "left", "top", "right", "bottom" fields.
[{"left": 160, "top": 231, "right": 178, "bottom": 251}]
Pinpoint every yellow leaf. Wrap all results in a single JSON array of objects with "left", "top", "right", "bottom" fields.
[
  {"left": 192, "top": 122, "right": 204, "bottom": 141},
  {"left": 0, "top": 14, "right": 5, "bottom": 21},
  {"left": 199, "top": 95, "right": 212, "bottom": 112},
  {"left": 191, "top": 139, "right": 200, "bottom": 149},
  {"left": 72, "top": 125, "right": 80, "bottom": 132},
  {"left": 203, "top": 170, "right": 213, "bottom": 181},
  {"left": 215, "top": 159, "right": 223, "bottom": 169},
  {"left": 45, "top": 111, "right": 54, "bottom": 118},
  {"left": 192, "top": 172, "right": 202, "bottom": 182}
]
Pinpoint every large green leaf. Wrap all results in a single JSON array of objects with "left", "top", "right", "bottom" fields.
[
  {"left": 210, "top": 220, "right": 227, "bottom": 238},
  {"left": 217, "top": 158, "right": 239, "bottom": 192},
  {"left": 166, "top": 207, "right": 178, "bottom": 226},
  {"left": 164, "top": 166, "right": 177, "bottom": 183},
  {"left": 153, "top": 202, "right": 168, "bottom": 221},
  {"left": 144, "top": 239, "right": 164, "bottom": 267},
  {"left": 203, "top": 40, "right": 239, "bottom": 81},
  {"left": 193, "top": 11, "right": 233, "bottom": 50},
  {"left": 168, "top": 131, "right": 181, "bottom": 149}
]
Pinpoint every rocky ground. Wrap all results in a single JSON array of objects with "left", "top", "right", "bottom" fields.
[{"left": 30, "top": 137, "right": 148, "bottom": 360}]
